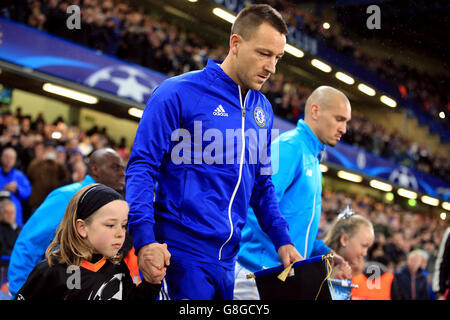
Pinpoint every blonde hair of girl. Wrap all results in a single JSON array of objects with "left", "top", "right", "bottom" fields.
[
  {"left": 323, "top": 207, "right": 373, "bottom": 252},
  {"left": 45, "top": 184, "right": 122, "bottom": 267}
]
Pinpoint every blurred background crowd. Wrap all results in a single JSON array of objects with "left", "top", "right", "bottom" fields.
[{"left": 3, "top": 0, "right": 448, "bottom": 179}]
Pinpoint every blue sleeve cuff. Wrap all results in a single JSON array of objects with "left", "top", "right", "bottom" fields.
[
  {"left": 268, "top": 225, "right": 293, "bottom": 251},
  {"left": 128, "top": 220, "right": 156, "bottom": 253}
]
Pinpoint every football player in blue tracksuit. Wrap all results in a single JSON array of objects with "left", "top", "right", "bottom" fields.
[
  {"left": 234, "top": 86, "right": 352, "bottom": 299},
  {"left": 125, "top": 5, "right": 302, "bottom": 300}
]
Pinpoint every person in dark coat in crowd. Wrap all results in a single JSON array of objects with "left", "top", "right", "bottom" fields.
[
  {"left": 0, "top": 199, "right": 21, "bottom": 285},
  {"left": 391, "top": 249, "right": 430, "bottom": 300}
]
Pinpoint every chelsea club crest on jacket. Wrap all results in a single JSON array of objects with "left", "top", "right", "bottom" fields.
[{"left": 126, "top": 59, "right": 291, "bottom": 269}]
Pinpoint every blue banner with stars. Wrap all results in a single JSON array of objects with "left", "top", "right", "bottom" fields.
[{"left": 0, "top": 18, "right": 168, "bottom": 104}]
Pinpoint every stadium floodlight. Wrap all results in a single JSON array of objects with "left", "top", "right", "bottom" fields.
[
  {"left": 440, "top": 212, "right": 447, "bottom": 221},
  {"left": 337, "top": 170, "right": 362, "bottom": 183},
  {"left": 51, "top": 131, "right": 62, "bottom": 140},
  {"left": 43, "top": 83, "right": 98, "bottom": 104},
  {"left": 421, "top": 195, "right": 439, "bottom": 207},
  {"left": 285, "top": 44, "right": 304, "bottom": 58},
  {"left": 439, "top": 111, "right": 445, "bottom": 119},
  {"left": 380, "top": 95, "right": 397, "bottom": 108},
  {"left": 397, "top": 188, "right": 417, "bottom": 199},
  {"left": 369, "top": 179, "right": 393, "bottom": 192},
  {"left": 212, "top": 8, "right": 236, "bottom": 24},
  {"left": 385, "top": 192, "right": 394, "bottom": 201},
  {"left": 128, "top": 107, "right": 143, "bottom": 119},
  {"left": 335, "top": 72, "right": 355, "bottom": 85},
  {"left": 442, "top": 201, "right": 450, "bottom": 211},
  {"left": 322, "top": 22, "right": 330, "bottom": 29},
  {"left": 319, "top": 164, "right": 328, "bottom": 172},
  {"left": 357, "top": 83, "right": 376, "bottom": 96},
  {"left": 311, "top": 59, "right": 332, "bottom": 73}
]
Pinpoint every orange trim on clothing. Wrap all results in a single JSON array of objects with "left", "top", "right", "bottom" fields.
[
  {"left": 80, "top": 256, "right": 106, "bottom": 272},
  {"left": 124, "top": 247, "right": 142, "bottom": 285},
  {"left": 351, "top": 272, "right": 394, "bottom": 300}
]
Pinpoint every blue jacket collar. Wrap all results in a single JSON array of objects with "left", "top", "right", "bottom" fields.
[
  {"left": 206, "top": 59, "right": 236, "bottom": 86},
  {"left": 296, "top": 119, "right": 325, "bottom": 158},
  {"left": 206, "top": 59, "right": 256, "bottom": 109},
  {"left": 82, "top": 174, "right": 96, "bottom": 185}
]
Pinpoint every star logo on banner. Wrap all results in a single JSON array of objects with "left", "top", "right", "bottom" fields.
[
  {"left": 85, "top": 65, "right": 157, "bottom": 103},
  {"left": 110, "top": 73, "right": 151, "bottom": 102}
]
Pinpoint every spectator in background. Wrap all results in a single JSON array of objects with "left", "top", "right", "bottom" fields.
[
  {"left": 27, "top": 0, "right": 46, "bottom": 30},
  {"left": 384, "top": 231, "right": 407, "bottom": 268},
  {"left": 71, "top": 160, "right": 87, "bottom": 183},
  {"left": 0, "top": 147, "right": 31, "bottom": 227},
  {"left": 89, "top": 13, "right": 109, "bottom": 53},
  {"left": 391, "top": 249, "right": 430, "bottom": 300},
  {"left": 0, "top": 199, "right": 20, "bottom": 288},
  {"left": 44, "top": 0, "right": 69, "bottom": 40},
  {"left": 421, "top": 240, "right": 438, "bottom": 276},
  {"left": 68, "top": 147, "right": 84, "bottom": 174},
  {"left": 26, "top": 157, "right": 70, "bottom": 218},
  {"left": 104, "top": 17, "right": 121, "bottom": 55},
  {"left": 0, "top": 199, "right": 20, "bottom": 255},
  {"left": 116, "top": 137, "right": 130, "bottom": 165},
  {"left": 78, "top": 133, "right": 94, "bottom": 156},
  {"left": 63, "top": 137, "right": 79, "bottom": 159}
]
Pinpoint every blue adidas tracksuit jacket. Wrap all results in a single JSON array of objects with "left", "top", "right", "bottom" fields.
[
  {"left": 126, "top": 59, "right": 292, "bottom": 297},
  {"left": 238, "top": 119, "right": 331, "bottom": 273}
]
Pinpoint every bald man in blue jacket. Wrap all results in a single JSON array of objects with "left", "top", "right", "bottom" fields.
[{"left": 235, "top": 86, "right": 352, "bottom": 299}]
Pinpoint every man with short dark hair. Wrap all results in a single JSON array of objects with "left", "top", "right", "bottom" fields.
[
  {"left": 126, "top": 4, "right": 301, "bottom": 300},
  {"left": 8, "top": 148, "right": 125, "bottom": 298}
]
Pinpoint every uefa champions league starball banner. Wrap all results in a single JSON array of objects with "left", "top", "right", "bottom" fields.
[
  {"left": 0, "top": 18, "right": 448, "bottom": 201},
  {"left": 324, "top": 141, "right": 450, "bottom": 200},
  {"left": 0, "top": 18, "right": 167, "bottom": 104}
]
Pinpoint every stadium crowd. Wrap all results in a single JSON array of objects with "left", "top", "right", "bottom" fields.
[
  {"left": 2, "top": 0, "right": 448, "bottom": 180},
  {"left": 4, "top": 0, "right": 449, "bottom": 122},
  {"left": 261, "top": 0, "right": 449, "bottom": 123},
  {"left": 0, "top": 0, "right": 448, "bottom": 300}
]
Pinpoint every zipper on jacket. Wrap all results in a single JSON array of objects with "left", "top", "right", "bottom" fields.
[
  {"left": 304, "top": 168, "right": 319, "bottom": 257},
  {"left": 218, "top": 86, "right": 247, "bottom": 260}
]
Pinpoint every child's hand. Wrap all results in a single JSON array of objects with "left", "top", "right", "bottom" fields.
[
  {"left": 331, "top": 260, "right": 352, "bottom": 280},
  {"left": 138, "top": 242, "right": 171, "bottom": 284}
]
